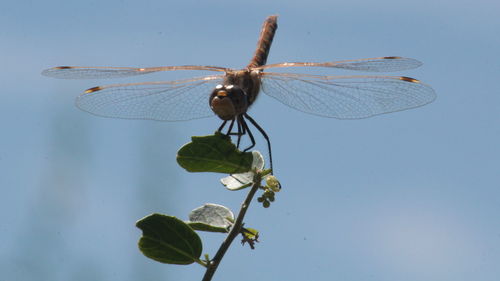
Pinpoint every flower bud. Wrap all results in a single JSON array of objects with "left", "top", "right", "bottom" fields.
[{"left": 265, "top": 175, "right": 281, "bottom": 192}]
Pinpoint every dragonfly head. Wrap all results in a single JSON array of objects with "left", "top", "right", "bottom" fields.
[{"left": 210, "top": 84, "right": 249, "bottom": 120}]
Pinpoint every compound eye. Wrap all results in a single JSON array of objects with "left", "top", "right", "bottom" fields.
[{"left": 228, "top": 85, "right": 245, "bottom": 97}]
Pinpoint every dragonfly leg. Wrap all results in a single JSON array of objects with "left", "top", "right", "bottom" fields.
[
  {"left": 236, "top": 116, "right": 245, "bottom": 149},
  {"left": 240, "top": 116, "right": 256, "bottom": 152},
  {"left": 226, "top": 119, "right": 236, "bottom": 135},
  {"left": 238, "top": 115, "right": 246, "bottom": 135},
  {"left": 217, "top": 120, "right": 228, "bottom": 132},
  {"left": 218, "top": 118, "right": 250, "bottom": 150},
  {"left": 244, "top": 113, "right": 274, "bottom": 174},
  {"left": 218, "top": 119, "right": 240, "bottom": 136}
]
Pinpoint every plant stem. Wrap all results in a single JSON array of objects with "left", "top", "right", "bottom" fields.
[{"left": 201, "top": 174, "right": 262, "bottom": 281}]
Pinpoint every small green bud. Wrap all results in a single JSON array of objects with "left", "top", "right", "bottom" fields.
[{"left": 263, "top": 200, "right": 270, "bottom": 208}]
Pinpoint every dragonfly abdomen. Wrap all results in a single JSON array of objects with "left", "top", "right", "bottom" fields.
[{"left": 247, "top": 15, "right": 278, "bottom": 68}]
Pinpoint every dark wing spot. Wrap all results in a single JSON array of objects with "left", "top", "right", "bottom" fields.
[
  {"left": 383, "top": 56, "right": 402, "bottom": 59},
  {"left": 84, "top": 86, "right": 102, "bottom": 93},
  {"left": 399, "top": 76, "right": 420, "bottom": 83},
  {"left": 55, "top": 66, "right": 72, "bottom": 69}
]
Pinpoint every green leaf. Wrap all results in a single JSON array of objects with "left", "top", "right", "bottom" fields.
[
  {"left": 221, "top": 151, "right": 264, "bottom": 190},
  {"left": 187, "top": 203, "right": 234, "bottom": 233},
  {"left": 242, "top": 227, "right": 259, "bottom": 240},
  {"left": 176, "top": 132, "right": 253, "bottom": 174},
  {"left": 186, "top": 222, "right": 229, "bottom": 233},
  {"left": 241, "top": 227, "right": 260, "bottom": 249},
  {"left": 136, "top": 213, "right": 202, "bottom": 265}
]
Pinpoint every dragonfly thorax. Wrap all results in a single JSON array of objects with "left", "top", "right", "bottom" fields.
[{"left": 210, "top": 84, "right": 249, "bottom": 120}]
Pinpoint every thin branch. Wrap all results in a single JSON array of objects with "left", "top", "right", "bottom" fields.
[{"left": 202, "top": 173, "right": 262, "bottom": 281}]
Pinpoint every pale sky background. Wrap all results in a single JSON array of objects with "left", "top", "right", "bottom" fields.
[{"left": 1, "top": 1, "right": 499, "bottom": 281}]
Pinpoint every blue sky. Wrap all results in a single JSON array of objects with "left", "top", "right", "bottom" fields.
[{"left": 1, "top": 1, "right": 499, "bottom": 281}]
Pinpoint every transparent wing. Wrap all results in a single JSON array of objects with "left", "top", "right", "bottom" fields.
[
  {"left": 76, "top": 75, "right": 224, "bottom": 121},
  {"left": 257, "top": 57, "right": 422, "bottom": 72},
  {"left": 42, "top": 65, "right": 229, "bottom": 79},
  {"left": 261, "top": 73, "right": 435, "bottom": 119}
]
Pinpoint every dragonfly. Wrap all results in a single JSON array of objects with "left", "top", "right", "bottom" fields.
[{"left": 42, "top": 15, "right": 435, "bottom": 174}]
